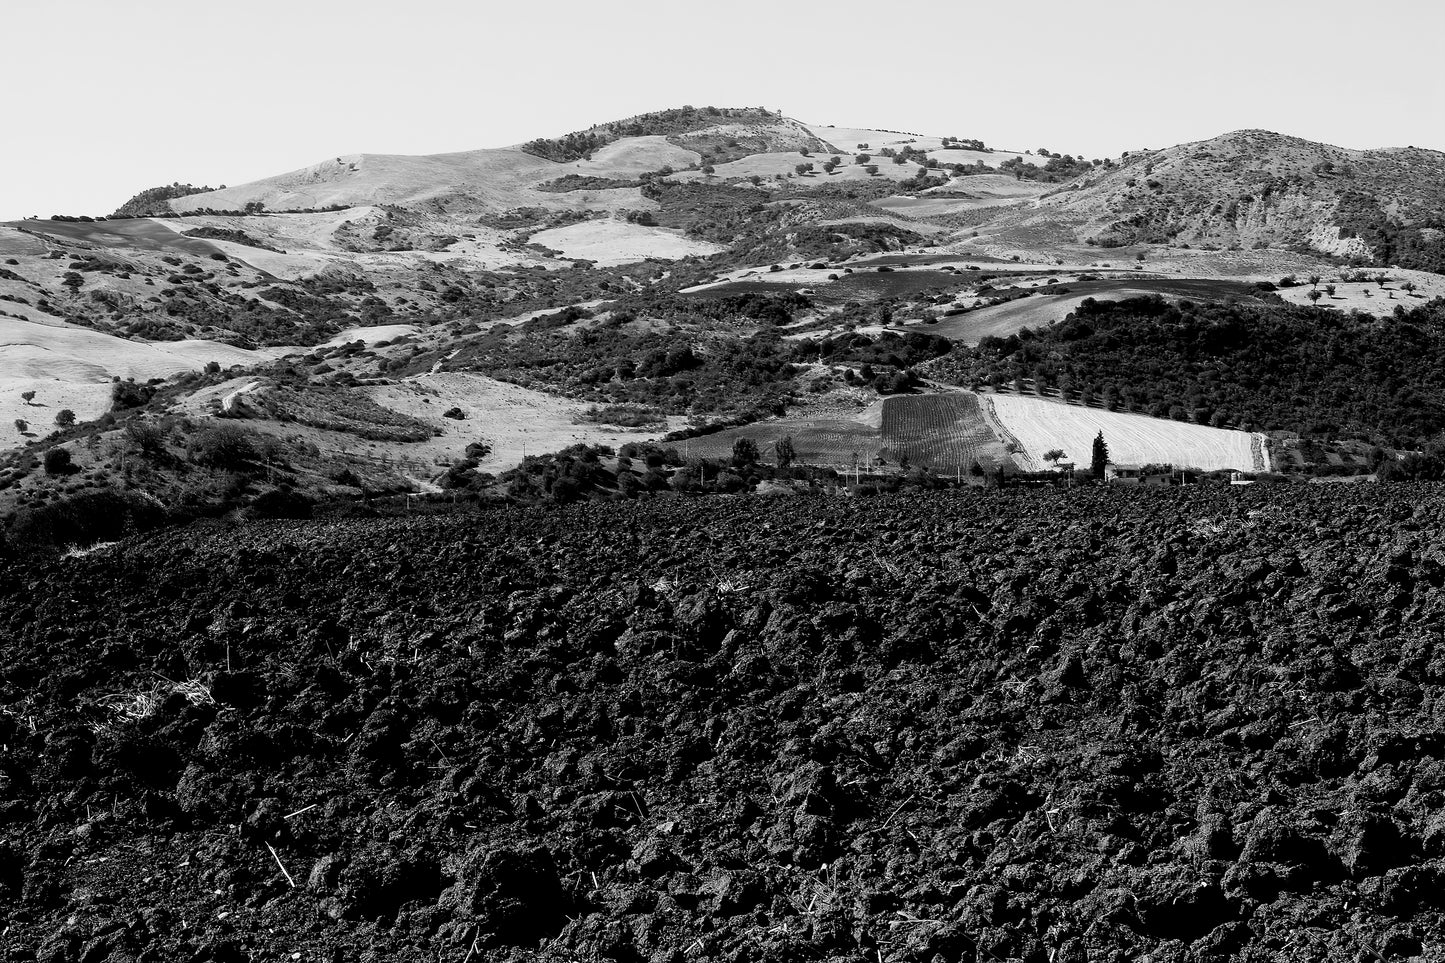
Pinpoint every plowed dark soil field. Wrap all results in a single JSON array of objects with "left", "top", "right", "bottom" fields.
[{"left": 2, "top": 487, "right": 1443, "bottom": 962}]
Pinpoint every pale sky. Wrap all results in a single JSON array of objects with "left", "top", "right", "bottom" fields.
[{"left": 3, "top": 0, "right": 1442, "bottom": 221}]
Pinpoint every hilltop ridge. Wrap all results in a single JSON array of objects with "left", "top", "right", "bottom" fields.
[
  {"left": 92, "top": 111, "right": 1445, "bottom": 274},
  {"left": 156, "top": 107, "right": 825, "bottom": 217}
]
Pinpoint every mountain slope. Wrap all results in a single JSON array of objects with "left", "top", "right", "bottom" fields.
[
  {"left": 994, "top": 129, "right": 1445, "bottom": 269},
  {"left": 164, "top": 108, "right": 829, "bottom": 218}
]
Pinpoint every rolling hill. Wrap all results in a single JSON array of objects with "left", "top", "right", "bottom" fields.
[
  {"left": 3, "top": 106, "right": 1444, "bottom": 531},
  {"left": 158, "top": 108, "right": 825, "bottom": 218}
]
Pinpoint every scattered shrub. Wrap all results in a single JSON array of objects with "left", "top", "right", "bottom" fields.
[
  {"left": 43, "top": 448, "right": 73, "bottom": 475},
  {"left": 111, "top": 380, "right": 155, "bottom": 410},
  {"left": 189, "top": 423, "right": 261, "bottom": 470}
]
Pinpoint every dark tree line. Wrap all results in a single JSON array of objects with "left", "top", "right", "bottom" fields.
[{"left": 933, "top": 294, "right": 1445, "bottom": 447}]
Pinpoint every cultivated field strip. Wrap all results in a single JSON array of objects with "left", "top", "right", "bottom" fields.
[
  {"left": 880, "top": 392, "right": 1010, "bottom": 471},
  {"left": 678, "top": 418, "right": 882, "bottom": 467},
  {"left": 989, "top": 393, "right": 1260, "bottom": 471}
]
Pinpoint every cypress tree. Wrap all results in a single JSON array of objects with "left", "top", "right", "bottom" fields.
[{"left": 1091, "top": 431, "right": 1109, "bottom": 480}]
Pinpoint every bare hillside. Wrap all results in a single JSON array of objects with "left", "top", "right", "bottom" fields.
[
  {"left": 165, "top": 109, "right": 831, "bottom": 218},
  {"left": 168, "top": 149, "right": 562, "bottom": 216},
  {"left": 990, "top": 130, "right": 1445, "bottom": 270}
]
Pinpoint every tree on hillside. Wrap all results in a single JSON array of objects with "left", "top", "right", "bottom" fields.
[
  {"left": 111, "top": 381, "right": 154, "bottom": 410},
  {"left": 1307, "top": 289, "right": 1323, "bottom": 305},
  {"left": 14, "top": 419, "right": 27, "bottom": 434},
  {"left": 126, "top": 420, "right": 169, "bottom": 456},
  {"left": 54, "top": 409, "right": 75, "bottom": 428},
  {"left": 732, "top": 437, "right": 760, "bottom": 467},
  {"left": 1403, "top": 281, "right": 1418, "bottom": 296},
  {"left": 1308, "top": 274, "right": 1322, "bottom": 289},
  {"left": 20, "top": 391, "right": 34, "bottom": 405},
  {"left": 1090, "top": 432, "right": 1109, "bottom": 480},
  {"left": 190, "top": 423, "right": 259, "bottom": 470},
  {"left": 1043, "top": 449, "right": 1066, "bottom": 469},
  {"left": 794, "top": 163, "right": 814, "bottom": 176},
  {"left": 1325, "top": 284, "right": 1337, "bottom": 298},
  {"left": 43, "top": 447, "right": 72, "bottom": 475},
  {"left": 774, "top": 435, "right": 796, "bottom": 469}
]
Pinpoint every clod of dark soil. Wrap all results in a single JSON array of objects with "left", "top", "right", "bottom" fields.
[{"left": 2, "top": 486, "right": 1444, "bottom": 962}]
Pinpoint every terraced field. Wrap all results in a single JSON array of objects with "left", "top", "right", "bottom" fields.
[{"left": 880, "top": 392, "right": 1012, "bottom": 471}]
